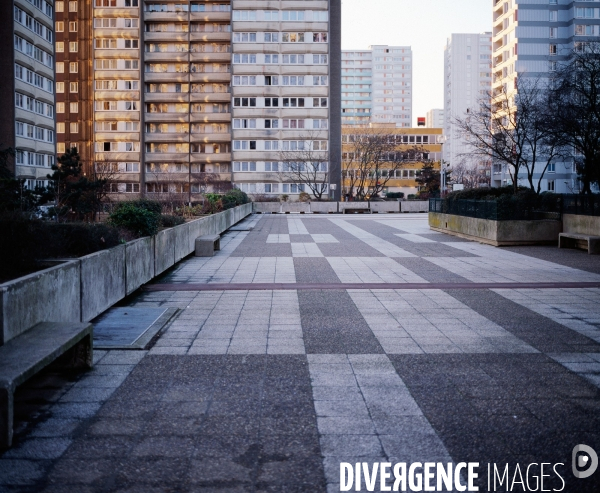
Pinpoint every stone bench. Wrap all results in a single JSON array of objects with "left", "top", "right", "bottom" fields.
[
  {"left": 558, "top": 233, "right": 600, "bottom": 254},
  {"left": 0, "top": 322, "right": 93, "bottom": 448},
  {"left": 195, "top": 234, "right": 221, "bottom": 257}
]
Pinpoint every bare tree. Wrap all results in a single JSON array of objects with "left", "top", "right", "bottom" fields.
[
  {"left": 342, "top": 128, "right": 420, "bottom": 200},
  {"left": 146, "top": 163, "right": 187, "bottom": 213},
  {"left": 549, "top": 41, "right": 600, "bottom": 193},
  {"left": 455, "top": 78, "right": 565, "bottom": 194},
  {"left": 279, "top": 130, "right": 330, "bottom": 201}
]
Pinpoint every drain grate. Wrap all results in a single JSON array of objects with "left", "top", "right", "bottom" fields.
[{"left": 92, "top": 307, "right": 177, "bottom": 349}]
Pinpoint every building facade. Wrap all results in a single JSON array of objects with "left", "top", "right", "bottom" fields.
[
  {"left": 425, "top": 109, "right": 444, "bottom": 128},
  {"left": 491, "top": 0, "right": 600, "bottom": 192},
  {"left": 52, "top": 0, "right": 341, "bottom": 202},
  {"left": 342, "top": 45, "right": 412, "bottom": 127},
  {"left": 341, "top": 125, "right": 442, "bottom": 198},
  {"left": 443, "top": 32, "right": 492, "bottom": 171},
  {"left": 1, "top": 0, "right": 56, "bottom": 187}
]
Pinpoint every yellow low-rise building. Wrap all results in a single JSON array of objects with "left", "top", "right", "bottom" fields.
[{"left": 342, "top": 124, "right": 442, "bottom": 198}]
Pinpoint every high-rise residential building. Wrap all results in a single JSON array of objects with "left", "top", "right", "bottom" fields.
[
  {"left": 342, "top": 45, "right": 412, "bottom": 127},
  {"left": 55, "top": 0, "right": 340, "bottom": 202},
  {"left": 491, "top": 0, "right": 600, "bottom": 192},
  {"left": 341, "top": 49, "right": 372, "bottom": 125},
  {"left": 55, "top": 0, "right": 93, "bottom": 173},
  {"left": 425, "top": 109, "right": 444, "bottom": 129},
  {"left": 443, "top": 33, "right": 492, "bottom": 170},
  {"left": 230, "top": 1, "right": 341, "bottom": 200},
  {"left": 1, "top": 0, "right": 56, "bottom": 187}
]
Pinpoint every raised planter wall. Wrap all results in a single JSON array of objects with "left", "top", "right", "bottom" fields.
[
  {"left": 429, "top": 212, "right": 562, "bottom": 246},
  {"left": 0, "top": 204, "right": 252, "bottom": 345},
  {"left": 563, "top": 214, "right": 600, "bottom": 236},
  {"left": 252, "top": 201, "right": 427, "bottom": 214}
]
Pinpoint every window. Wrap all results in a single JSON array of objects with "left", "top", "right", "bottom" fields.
[
  {"left": 264, "top": 54, "right": 279, "bottom": 64},
  {"left": 69, "top": 42, "right": 78, "bottom": 52},
  {"left": 69, "top": 82, "right": 78, "bottom": 92},
  {"left": 548, "top": 163, "right": 556, "bottom": 173},
  {"left": 282, "top": 54, "right": 305, "bottom": 64},
  {"left": 547, "top": 180, "right": 555, "bottom": 191},
  {"left": 232, "top": 11, "right": 257, "bottom": 21},
  {"left": 313, "top": 98, "right": 328, "bottom": 107},
  {"left": 313, "top": 119, "right": 328, "bottom": 129},
  {"left": 313, "top": 11, "right": 328, "bottom": 22},
  {"left": 70, "top": 102, "right": 78, "bottom": 113},
  {"left": 69, "top": 1, "right": 77, "bottom": 12},
  {"left": 550, "top": 27, "right": 557, "bottom": 38},
  {"left": 549, "top": 10, "right": 557, "bottom": 22},
  {"left": 233, "top": 162, "right": 257, "bottom": 171},
  {"left": 313, "top": 54, "right": 328, "bottom": 64},
  {"left": 56, "top": 82, "right": 64, "bottom": 93},
  {"left": 69, "top": 22, "right": 77, "bottom": 32},
  {"left": 283, "top": 98, "right": 305, "bottom": 107},
  {"left": 263, "top": 32, "right": 278, "bottom": 43},
  {"left": 56, "top": 1, "right": 64, "bottom": 11},
  {"left": 282, "top": 33, "right": 304, "bottom": 43},
  {"left": 233, "top": 76, "right": 256, "bottom": 85},
  {"left": 549, "top": 44, "right": 557, "bottom": 55},
  {"left": 124, "top": 40, "right": 139, "bottom": 49},
  {"left": 70, "top": 62, "right": 78, "bottom": 73},
  {"left": 57, "top": 122, "right": 65, "bottom": 133},
  {"left": 264, "top": 10, "right": 279, "bottom": 21},
  {"left": 313, "top": 76, "right": 328, "bottom": 86},
  {"left": 282, "top": 76, "right": 304, "bottom": 86},
  {"left": 56, "top": 21, "right": 64, "bottom": 32},
  {"left": 234, "top": 33, "right": 257, "bottom": 42},
  {"left": 124, "top": 60, "right": 139, "bottom": 69},
  {"left": 233, "top": 141, "right": 257, "bottom": 150},
  {"left": 124, "top": 19, "right": 138, "bottom": 28},
  {"left": 57, "top": 143, "right": 65, "bottom": 153},
  {"left": 264, "top": 97, "right": 279, "bottom": 107},
  {"left": 233, "top": 119, "right": 256, "bottom": 129},
  {"left": 56, "top": 42, "right": 64, "bottom": 52},
  {"left": 125, "top": 183, "right": 140, "bottom": 193},
  {"left": 70, "top": 123, "right": 79, "bottom": 133},
  {"left": 233, "top": 54, "right": 257, "bottom": 64},
  {"left": 283, "top": 119, "right": 305, "bottom": 129},
  {"left": 56, "top": 62, "right": 64, "bottom": 73},
  {"left": 264, "top": 75, "right": 278, "bottom": 86},
  {"left": 313, "top": 33, "right": 328, "bottom": 43},
  {"left": 282, "top": 11, "right": 304, "bottom": 21},
  {"left": 233, "top": 97, "right": 256, "bottom": 107},
  {"left": 264, "top": 119, "right": 279, "bottom": 129}
]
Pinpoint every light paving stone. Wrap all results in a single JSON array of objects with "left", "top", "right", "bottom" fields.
[
  {"left": 288, "top": 217, "right": 310, "bottom": 235},
  {"left": 327, "top": 257, "right": 427, "bottom": 284},
  {"left": 291, "top": 242, "right": 324, "bottom": 257},
  {"left": 329, "top": 218, "right": 416, "bottom": 257},
  {"left": 308, "top": 354, "right": 453, "bottom": 490}
]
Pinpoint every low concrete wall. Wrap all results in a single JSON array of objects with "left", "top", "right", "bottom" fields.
[
  {"left": 401, "top": 201, "right": 429, "bottom": 213},
  {"left": 81, "top": 245, "right": 127, "bottom": 322},
  {"left": 371, "top": 201, "right": 401, "bottom": 213},
  {"left": 563, "top": 214, "right": 600, "bottom": 236},
  {"left": 310, "top": 202, "right": 338, "bottom": 213},
  {"left": 125, "top": 237, "right": 155, "bottom": 296},
  {"left": 0, "top": 261, "right": 81, "bottom": 345},
  {"left": 429, "top": 212, "right": 562, "bottom": 246},
  {"left": 0, "top": 204, "right": 253, "bottom": 345}
]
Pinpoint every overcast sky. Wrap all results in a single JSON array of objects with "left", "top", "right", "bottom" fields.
[{"left": 341, "top": 0, "right": 492, "bottom": 126}]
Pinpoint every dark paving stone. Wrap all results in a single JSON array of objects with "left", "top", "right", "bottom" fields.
[
  {"left": 394, "top": 257, "right": 472, "bottom": 283},
  {"left": 230, "top": 216, "right": 292, "bottom": 257},
  {"left": 298, "top": 289, "right": 384, "bottom": 354},
  {"left": 504, "top": 244, "right": 600, "bottom": 275},
  {"left": 390, "top": 354, "right": 600, "bottom": 492},
  {"left": 448, "top": 289, "right": 600, "bottom": 353},
  {"left": 293, "top": 258, "right": 341, "bottom": 284}
]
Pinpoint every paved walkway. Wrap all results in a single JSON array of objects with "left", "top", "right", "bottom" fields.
[{"left": 2, "top": 214, "right": 600, "bottom": 492}]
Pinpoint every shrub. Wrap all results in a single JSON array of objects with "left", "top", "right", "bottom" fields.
[
  {"left": 160, "top": 214, "right": 185, "bottom": 228},
  {"left": 385, "top": 192, "right": 404, "bottom": 199},
  {"left": 223, "top": 189, "right": 249, "bottom": 208},
  {"left": 407, "top": 194, "right": 416, "bottom": 200},
  {"left": 128, "top": 199, "right": 163, "bottom": 215},
  {"left": 298, "top": 192, "right": 311, "bottom": 202},
  {"left": 108, "top": 203, "right": 160, "bottom": 237}
]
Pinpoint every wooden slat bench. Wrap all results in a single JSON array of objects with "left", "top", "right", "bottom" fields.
[
  {"left": 0, "top": 322, "right": 93, "bottom": 448},
  {"left": 195, "top": 234, "right": 221, "bottom": 257},
  {"left": 558, "top": 233, "right": 600, "bottom": 254}
]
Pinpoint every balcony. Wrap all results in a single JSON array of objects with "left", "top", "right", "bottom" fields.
[
  {"left": 190, "top": 153, "right": 232, "bottom": 163},
  {"left": 190, "top": 93, "right": 231, "bottom": 103},
  {"left": 190, "top": 133, "right": 231, "bottom": 143},
  {"left": 190, "top": 113, "right": 231, "bottom": 123},
  {"left": 95, "top": 132, "right": 139, "bottom": 142},
  {"left": 144, "top": 52, "right": 188, "bottom": 63},
  {"left": 94, "top": 91, "right": 140, "bottom": 101},
  {"left": 144, "top": 93, "right": 190, "bottom": 103},
  {"left": 145, "top": 133, "right": 189, "bottom": 143},
  {"left": 190, "top": 12, "right": 231, "bottom": 23},
  {"left": 143, "top": 32, "right": 189, "bottom": 43},
  {"left": 94, "top": 111, "right": 140, "bottom": 121},
  {"left": 189, "top": 32, "right": 231, "bottom": 43},
  {"left": 190, "top": 72, "right": 231, "bottom": 83},
  {"left": 144, "top": 72, "right": 189, "bottom": 83},
  {"left": 145, "top": 112, "right": 189, "bottom": 123},
  {"left": 190, "top": 52, "right": 231, "bottom": 63}
]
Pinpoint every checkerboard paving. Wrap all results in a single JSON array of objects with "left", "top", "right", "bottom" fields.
[{"left": 3, "top": 214, "right": 600, "bottom": 492}]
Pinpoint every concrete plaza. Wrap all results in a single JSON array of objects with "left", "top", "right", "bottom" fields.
[{"left": 2, "top": 214, "right": 600, "bottom": 492}]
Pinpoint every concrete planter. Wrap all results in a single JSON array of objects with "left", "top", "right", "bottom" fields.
[
  {"left": 563, "top": 214, "right": 600, "bottom": 236},
  {"left": 0, "top": 261, "right": 81, "bottom": 345},
  {"left": 0, "top": 204, "right": 252, "bottom": 346},
  {"left": 400, "top": 201, "right": 429, "bottom": 213},
  {"left": 429, "top": 212, "right": 562, "bottom": 246}
]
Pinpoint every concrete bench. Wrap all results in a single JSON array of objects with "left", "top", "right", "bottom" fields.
[
  {"left": 343, "top": 208, "right": 371, "bottom": 214},
  {"left": 558, "top": 233, "right": 600, "bottom": 254},
  {"left": 195, "top": 234, "right": 221, "bottom": 257},
  {"left": 0, "top": 321, "right": 93, "bottom": 448}
]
